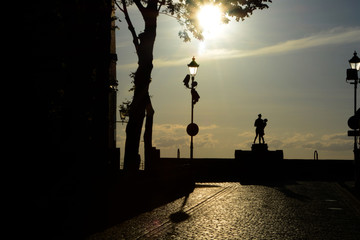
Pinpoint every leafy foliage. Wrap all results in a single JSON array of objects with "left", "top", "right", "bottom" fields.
[
  {"left": 117, "top": 0, "right": 272, "bottom": 42},
  {"left": 119, "top": 99, "right": 132, "bottom": 117}
]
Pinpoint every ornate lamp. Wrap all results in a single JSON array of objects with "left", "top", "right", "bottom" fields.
[
  {"left": 188, "top": 57, "right": 199, "bottom": 76},
  {"left": 349, "top": 51, "right": 360, "bottom": 71}
]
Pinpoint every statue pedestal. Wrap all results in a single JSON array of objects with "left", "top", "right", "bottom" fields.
[
  {"left": 235, "top": 144, "right": 284, "bottom": 180},
  {"left": 251, "top": 144, "right": 268, "bottom": 152}
]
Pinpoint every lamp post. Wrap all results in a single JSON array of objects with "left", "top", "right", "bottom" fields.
[
  {"left": 184, "top": 57, "right": 200, "bottom": 160},
  {"left": 118, "top": 107, "right": 129, "bottom": 125},
  {"left": 347, "top": 51, "right": 360, "bottom": 114},
  {"left": 346, "top": 51, "right": 360, "bottom": 191}
]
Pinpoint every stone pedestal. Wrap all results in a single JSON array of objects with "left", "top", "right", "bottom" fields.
[
  {"left": 251, "top": 144, "right": 268, "bottom": 152},
  {"left": 235, "top": 144, "right": 284, "bottom": 181}
]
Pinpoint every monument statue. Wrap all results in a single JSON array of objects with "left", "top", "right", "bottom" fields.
[{"left": 253, "top": 114, "right": 268, "bottom": 144}]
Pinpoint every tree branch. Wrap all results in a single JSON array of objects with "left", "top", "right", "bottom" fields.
[
  {"left": 157, "top": 0, "right": 165, "bottom": 11},
  {"left": 116, "top": 0, "right": 140, "bottom": 51},
  {"left": 133, "top": 0, "right": 145, "bottom": 13},
  {"left": 159, "top": 11, "right": 185, "bottom": 24},
  {"left": 114, "top": 0, "right": 124, "bottom": 12}
]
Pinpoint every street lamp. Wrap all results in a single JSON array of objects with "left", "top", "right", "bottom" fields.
[
  {"left": 118, "top": 108, "right": 129, "bottom": 125},
  {"left": 184, "top": 57, "right": 200, "bottom": 160},
  {"left": 347, "top": 51, "right": 360, "bottom": 125},
  {"left": 349, "top": 51, "right": 360, "bottom": 71},
  {"left": 118, "top": 100, "right": 131, "bottom": 125},
  {"left": 346, "top": 51, "right": 360, "bottom": 191}
]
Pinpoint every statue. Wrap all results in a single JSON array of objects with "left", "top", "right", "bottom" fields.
[{"left": 253, "top": 114, "right": 268, "bottom": 144}]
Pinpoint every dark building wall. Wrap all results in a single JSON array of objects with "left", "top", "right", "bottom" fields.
[
  {"left": 29, "top": 1, "right": 114, "bottom": 237},
  {"left": 108, "top": 2, "right": 119, "bottom": 150},
  {"left": 31, "top": 0, "right": 112, "bottom": 179}
]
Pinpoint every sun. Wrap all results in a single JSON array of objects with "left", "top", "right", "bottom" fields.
[{"left": 197, "top": 4, "right": 223, "bottom": 38}]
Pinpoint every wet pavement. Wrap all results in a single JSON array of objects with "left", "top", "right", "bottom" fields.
[{"left": 88, "top": 181, "right": 360, "bottom": 240}]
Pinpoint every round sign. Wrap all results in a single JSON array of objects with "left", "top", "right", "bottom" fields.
[
  {"left": 186, "top": 123, "right": 199, "bottom": 136},
  {"left": 348, "top": 115, "right": 360, "bottom": 129}
]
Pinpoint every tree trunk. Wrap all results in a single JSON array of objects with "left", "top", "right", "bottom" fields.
[
  {"left": 144, "top": 101, "right": 155, "bottom": 170},
  {"left": 124, "top": 7, "right": 157, "bottom": 171}
]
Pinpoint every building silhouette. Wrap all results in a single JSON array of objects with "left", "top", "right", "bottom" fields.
[{"left": 29, "top": 0, "right": 119, "bottom": 237}]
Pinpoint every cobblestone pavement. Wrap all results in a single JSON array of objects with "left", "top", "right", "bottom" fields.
[{"left": 89, "top": 182, "right": 360, "bottom": 240}]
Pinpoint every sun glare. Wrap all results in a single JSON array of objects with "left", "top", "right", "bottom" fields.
[{"left": 197, "top": 4, "right": 223, "bottom": 38}]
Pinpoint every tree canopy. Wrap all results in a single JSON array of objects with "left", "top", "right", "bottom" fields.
[
  {"left": 117, "top": 0, "right": 272, "bottom": 43},
  {"left": 167, "top": 0, "right": 271, "bottom": 41}
]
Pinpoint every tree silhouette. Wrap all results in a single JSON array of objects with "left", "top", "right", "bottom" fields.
[{"left": 116, "top": 0, "right": 272, "bottom": 170}]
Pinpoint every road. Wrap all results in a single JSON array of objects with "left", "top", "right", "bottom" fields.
[{"left": 89, "top": 181, "right": 360, "bottom": 240}]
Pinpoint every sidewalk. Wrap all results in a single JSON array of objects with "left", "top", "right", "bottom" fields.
[
  {"left": 339, "top": 181, "right": 360, "bottom": 201},
  {"left": 89, "top": 181, "right": 360, "bottom": 240},
  {"left": 43, "top": 167, "right": 195, "bottom": 239}
]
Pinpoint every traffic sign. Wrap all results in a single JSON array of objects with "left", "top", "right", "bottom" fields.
[
  {"left": 348, "top": 115, "right": 360, "bottom": 129},
  {"left": 187, "top": 123, "right": 199, "bottom": 136}
]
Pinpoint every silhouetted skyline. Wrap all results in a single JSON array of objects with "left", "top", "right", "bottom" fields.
[{"left": 115, "top": 0, "right": 360, "bottom": 161}]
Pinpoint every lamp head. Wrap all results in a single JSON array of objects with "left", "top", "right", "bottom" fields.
[
  {"left": 349, "top": 51, "right": 360, "bottom": 71},
  {"left": 120, "top": 109, "right": 127, "bottom": 121},
  {"left": 188, "top": 56, "right": 199, "bottom": 76}
]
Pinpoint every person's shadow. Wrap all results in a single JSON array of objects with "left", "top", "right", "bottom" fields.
[{"left": 169, "top": 194, "right": 190, "bottom": 223}]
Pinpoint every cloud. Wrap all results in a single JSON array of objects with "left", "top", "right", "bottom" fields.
[
  {"left": 198, "top": 124, "right": 218, "bottom": 130},
  {"left": 154, "top": 136, "right": 188, "bottom": 148},
  {"left": 152, "top": 124, "right": 187, "bottom": 148},
  {"left": 154, "top": 133, "right": 218, "bottom": 149},
  {"left": 302, "top": 142, "right": 352, "bottom": 152},
  {"left": 194, "top": 133, "right": 219, "bottom": 148},
  {"left": 198, "top": 27, "right": 360, "bottom": 61},
  {"left": 154, "top": 123, "right": 187, "bottom": 133},
  {"left": 231, "top": 27, "right": 360, "bottom": 59},
  {"left": 236, "top": 131, "right": 353, "bottom": 153},
  {"left": 268, "top": 139, "right": 285, "bottom": 149},
  {"left": 153, "top": 123, "right": 217, "bottom": 133},
  {"left": 152, "top": 123, "right": 219, "bottom": 149},
  {"left": 302, "top": 133, "right": 353, "bottom": 152},
  {"left": 237, "top": 131, "right": 254, "bottom": 138},
  {"left": 117, "top": 27, "right": 360, "bottom": 69},
  {"left": 320, "top": 133, "right": 349, "bottom": 141},
  {"left": 272, "top": 132, "right": 353, "bottom": 152}
]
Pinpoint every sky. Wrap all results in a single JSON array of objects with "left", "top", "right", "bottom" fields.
[{"left": 114, "top": 0, "right": 360, "bottom": 164}]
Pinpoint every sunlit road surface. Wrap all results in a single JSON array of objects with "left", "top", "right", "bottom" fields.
[{"left": 89, "top": 182, "right": 360, "bottom": 240}]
